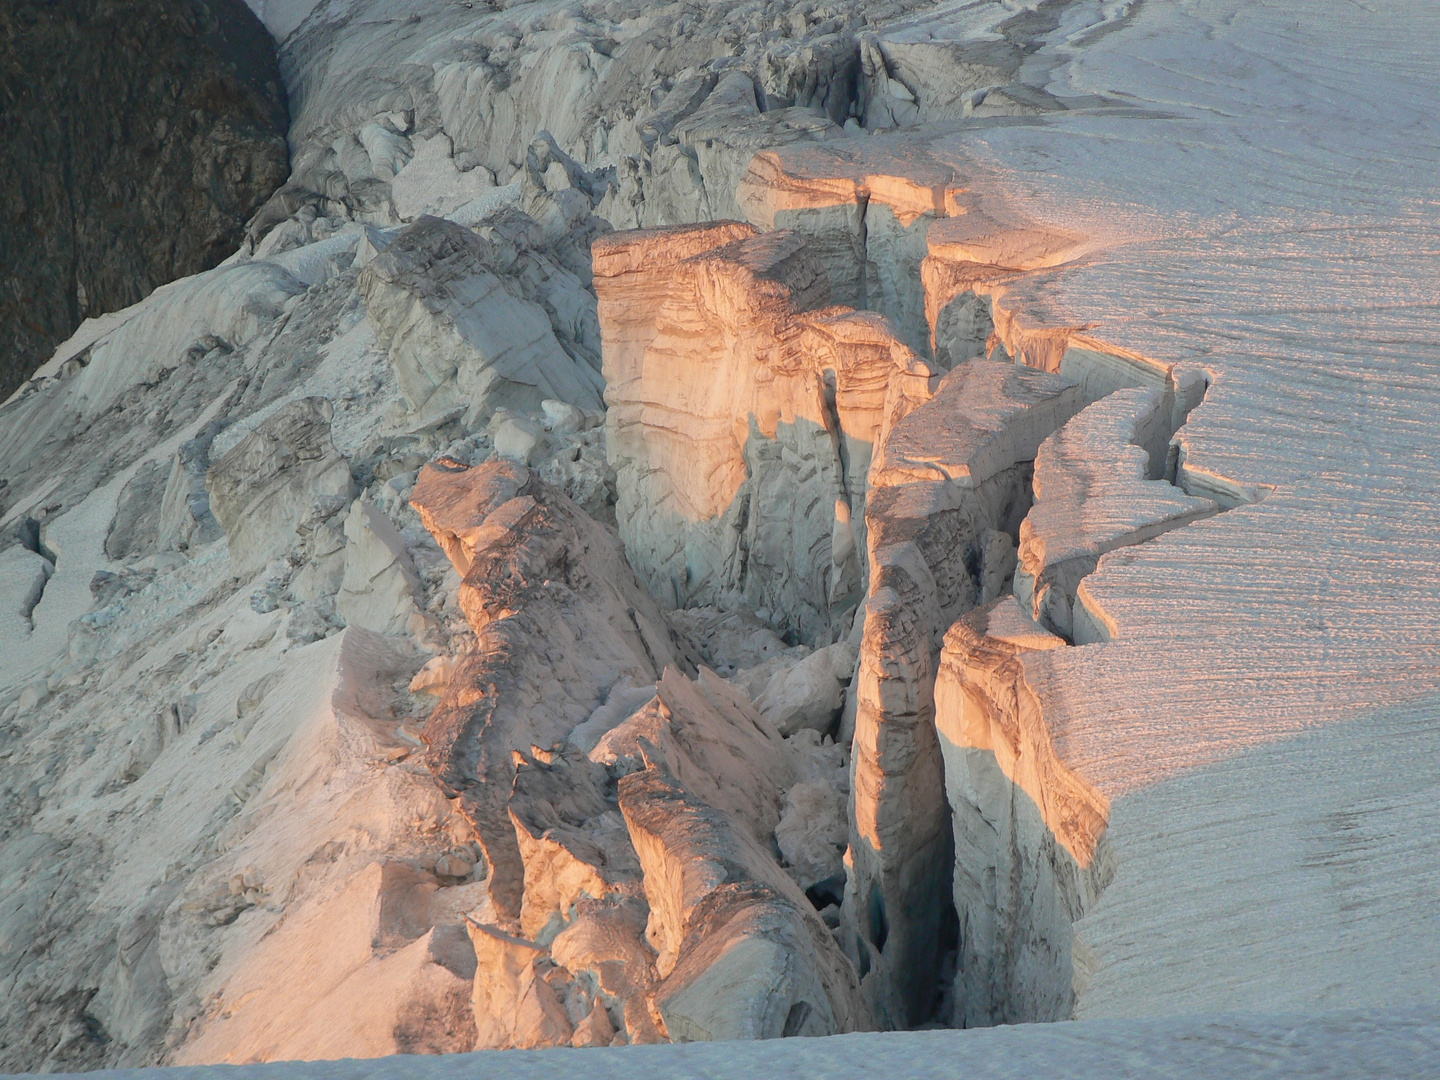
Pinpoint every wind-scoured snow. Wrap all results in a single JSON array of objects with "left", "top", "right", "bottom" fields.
[{"left": 908, "top": 0, "right": 1440, "bottom": 1018}]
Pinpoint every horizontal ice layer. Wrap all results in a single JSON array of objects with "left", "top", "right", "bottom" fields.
[
  {"left": 737, "top": 140, "right": 971, "bottom": 354},
  {"left": 4, "top": 0, "right": 1439, "bottom": 1063},
  {"left": 933, "top": 598, "right": 1101, "bottom": 1027},
  {"left": 740, "top": 0, "right": 1440, "bottom": 1025},
  {"left": 874, "top": 360, "right": 1082, "bottom": 493}
]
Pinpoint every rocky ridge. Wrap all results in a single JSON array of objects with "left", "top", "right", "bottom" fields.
[{"left": 0, "top": 0, "right": 290, "bottom": 401}]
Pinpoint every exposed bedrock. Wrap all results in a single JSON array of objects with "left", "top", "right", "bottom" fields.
[
  {"left": 1, "top": 0, "right": 1427, "bottom": 1063},
  {"left": 595, "top": 222, "right": 909, "bottom": 646},
  {"left": 0, "top": 0, "right": 289, "bottom": 400}
]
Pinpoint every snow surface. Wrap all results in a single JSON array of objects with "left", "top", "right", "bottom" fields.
[
  {"left": 17, "top": 1010, "right": 1440, "bottom": 1080},
  {"left": 890, "top": 0, "right": 1440, "bottom": 1018},
  {"left": 240, "top": 0, "right": 325, "bottom": 42}
]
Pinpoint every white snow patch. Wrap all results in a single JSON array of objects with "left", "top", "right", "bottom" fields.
[
  {"left": 29, "top": 1010, "right": 1440, "bottom": 1079},
  {"left": 241, "top": 0, "right": 326, "bottom": 42}
]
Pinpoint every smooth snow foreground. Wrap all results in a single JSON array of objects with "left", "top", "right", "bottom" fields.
[{"left": 17, "top": 1012, "right": 1440, "bottom": 1080}]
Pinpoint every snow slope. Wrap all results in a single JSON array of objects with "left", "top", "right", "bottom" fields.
[
  {"left": 16, "top": 1010, "right": 1440, "bottom": 1080},
  {"left": 902, "top": 0, "right": 1440, "bottom": 1018}
]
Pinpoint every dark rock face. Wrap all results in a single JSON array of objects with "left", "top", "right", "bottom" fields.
[{"left": 0, "top": 0, "right": 289, "bottom": 401}]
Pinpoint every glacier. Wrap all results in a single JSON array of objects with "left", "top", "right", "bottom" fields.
[{"left": 0, "top": 0, "right": 1437, "bottom": 1072}]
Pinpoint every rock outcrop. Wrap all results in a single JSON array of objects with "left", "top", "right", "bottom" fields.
[
  {"left": 0, "top": 0, "right": 288, "bottom": 400},
  {"left": 3, "top": 0, "right": 1437, "bottom": 1069}
]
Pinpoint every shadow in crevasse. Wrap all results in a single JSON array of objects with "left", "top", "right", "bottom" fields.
[{"left": 614, "top": 411, "right": 874, "bottom": 650}]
